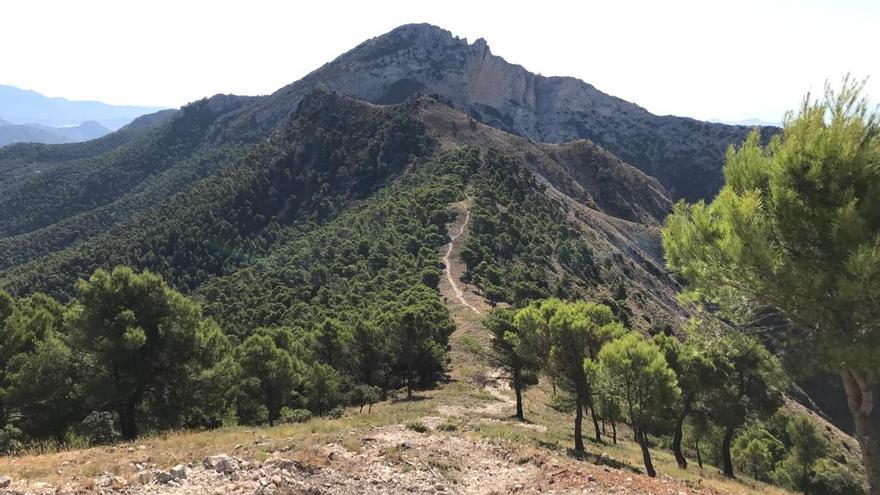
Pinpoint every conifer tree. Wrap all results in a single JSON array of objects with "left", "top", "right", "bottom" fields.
[
  {"left": 598, "top": 332, "right": 680, "bottom": 477},
  {"left": 663, "top": 79, "right": 879, "bottom": 491}
]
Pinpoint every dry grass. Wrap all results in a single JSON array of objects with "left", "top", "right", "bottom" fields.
[
  {"left": 0, "top": 382, "right": 493, "bottom": 486},
  {"left": 457, "top": 378, "right": 793, "bottom": 495}
]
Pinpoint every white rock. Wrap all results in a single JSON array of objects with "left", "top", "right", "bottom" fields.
[
  {"left": 95, "top": 474, "right": 114, "bottom": 488},
  {"left": 0, "top": 476, "right": 11, "bottom": 488}
]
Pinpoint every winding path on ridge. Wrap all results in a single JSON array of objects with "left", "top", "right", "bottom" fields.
[{"left": 443, "top": 209, "right": 481, "bottom": 315}]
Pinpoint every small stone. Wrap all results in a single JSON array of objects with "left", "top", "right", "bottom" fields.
[
  {"left": 137, "top": 470, "right": 153, "bottom": 484},
  {"left": 96, "top": 474, "right": 114, "bottom": 488},
  {"left": 170, "top": 464, "right": 188, "bottom": 480},
  {"left": 0, "top": 477, "right": 11, "bottom": 488},
  {"left": 204, "top": 454, "right": 239, "bottom": 474},
  {"left": 587, "top": 474, "right": 596, "bottom": 482},
  {"left": 155, "top": 471, "right": 173, "bottom": 484}
]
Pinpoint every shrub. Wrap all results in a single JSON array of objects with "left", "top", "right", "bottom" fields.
[
  {"left": 811, "top": 459, "right": 866, "bottom": 495},
  {"left": 406, "top": 421, "right": 428, "bottom": 433},
  {"left": 0, "top": 424, "right": 24, "bottom": 454},
  {"left": 281, "top": 408, "right": 312, "bottom": 424},
  {"left": 79, "top": 411, "right": 120, "bottom": 445},
  {"left": 437, "top": 421, "right": 458, "bottom": 432}
]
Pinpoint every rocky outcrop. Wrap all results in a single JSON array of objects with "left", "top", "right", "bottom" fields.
[{"left": 218, "top": 23, "right": 776, "bottom": 201}]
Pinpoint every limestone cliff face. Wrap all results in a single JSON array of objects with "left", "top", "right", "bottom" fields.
[
  {"left": 313, "top": 24, "right": 782, "bottom": 201},
  {"left": 219, "top": 23, "right": 777, "bottom": 201}
]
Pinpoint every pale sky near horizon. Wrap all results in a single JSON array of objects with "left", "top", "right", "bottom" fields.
[{"left": 1, "top": 0, "right": 877, "bottom": 123}]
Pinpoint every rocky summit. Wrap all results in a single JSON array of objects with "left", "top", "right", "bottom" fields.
[{"left": 222, "top": 23, "right": 778, "bottom": 201}]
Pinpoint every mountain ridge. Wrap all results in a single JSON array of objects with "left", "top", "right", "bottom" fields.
[{"left": 211, "top": 23, "right": 776, "bottom": 201}]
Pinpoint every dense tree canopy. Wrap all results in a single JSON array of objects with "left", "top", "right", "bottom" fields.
[{"left": 66, "top": 266, "right": 233, "bottom": 439}]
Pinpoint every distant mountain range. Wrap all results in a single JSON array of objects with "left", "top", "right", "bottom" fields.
[
  {"left": 0, "top": 84, "right": 166, "bottom": 145},
  {"left": 0, "top": 118, "right": 110, "bottom": 146},
  {"left": 711, "top": 117, "right": 783, "bottom": 127}
]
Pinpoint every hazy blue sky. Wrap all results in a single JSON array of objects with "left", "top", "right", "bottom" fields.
[{"left": 2, "top": 0, "right": 877, "bottom": 122}]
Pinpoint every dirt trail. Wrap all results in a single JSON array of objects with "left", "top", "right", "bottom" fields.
[{"left": 443, "top": 209, "right": 481, "bottom": 315}]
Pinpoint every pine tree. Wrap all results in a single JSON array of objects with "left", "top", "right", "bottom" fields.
[
  {"left": 519, "top": 299, "right": 623, "bottom": 454},
  {"left": 663, "top": 78, "right": 880, "bottom": 491},
  {"left": 484, "top": 308, "right": 542, "bottom": 420},
  {"left": 598, "top": 332, "right": 680, "bottom": 477}
]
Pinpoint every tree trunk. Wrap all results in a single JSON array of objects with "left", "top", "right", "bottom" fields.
[
  {"left": 696, "top": 439, "right": 703, "bottom": 469},
  {"left": 406, "top": 375, "right": 413, "bottom": 400},
  {"left": 721, "top": 426, "right": 735, "bottom": 478},
  {"left": 840, "top": 368, "right": 880, "bottom": 495},
  {"left": 574, "top": 390, "right": 585, "bottom": 454},
  {"left": 587, "top": 398, "right": 601, "bottom": 443},
  {"left": 120, "top": 394, "right": 139, "bottom": 440},
  {"left": 266, "top": 388, "right": 277, "bottom": 427},
  {"left": 672, "top": 395, "right": 693, "bottom": 470},
  {"left": 672, "top": 409, "right": 688, "bottom": 469},
  {"left": 611, "top": 418, "right": 617, "bottom": 445},
  {"left": 514, "top": 385, "right": 524, "bottom": 421},
  {"left": 637, "top": 427, "right": 657, "bottom": 478}
]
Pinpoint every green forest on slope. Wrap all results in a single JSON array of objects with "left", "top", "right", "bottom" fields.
[{"left": 0, "top": 82, "right": 876, "bottom": 493}]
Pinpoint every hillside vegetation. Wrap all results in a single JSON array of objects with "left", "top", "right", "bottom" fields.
[{"left": 0, "top": 26, "right": 875, "bottom": 495}]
